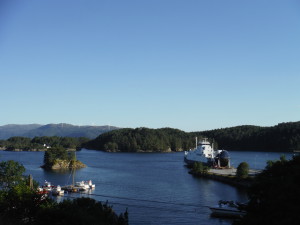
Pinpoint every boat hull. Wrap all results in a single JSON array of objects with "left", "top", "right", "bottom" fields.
[
  {"left": 184, "top": 156, "right": 213, "bottom": 167},
  {"left": 209, "top": 207, "right": 246, "bottom": 218}
]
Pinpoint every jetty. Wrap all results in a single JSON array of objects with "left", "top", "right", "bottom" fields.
[
  {"left": 190, "top": 168, "right": 261, "bottom": 188},
  {"left": 209, "top": 168, "right": 261, "bottom": 176}
]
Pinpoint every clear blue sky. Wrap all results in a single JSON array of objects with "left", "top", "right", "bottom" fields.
[{"left": 1, "top": 0, "right": 299, "bottom": 131}]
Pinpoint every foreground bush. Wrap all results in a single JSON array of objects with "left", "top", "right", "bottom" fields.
[{"left": 235, "top": 155, "right": 300, "bottom": 225}]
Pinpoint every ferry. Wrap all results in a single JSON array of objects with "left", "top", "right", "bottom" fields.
[{"left": 184, "top": 138, "right": 230, "bottom": 168}]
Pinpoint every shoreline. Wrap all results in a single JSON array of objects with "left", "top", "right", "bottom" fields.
[
  {"left": 0, "top": 148, "right": 77, "bottom": 152},
  {"left": 189, "top": 168, "right": 260, "bottom": 188}
]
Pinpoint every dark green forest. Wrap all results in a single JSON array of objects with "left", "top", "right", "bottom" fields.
[
  {"left": 198, "top": 121, "right": 300, "bottom": 151},
  {"left": 82, "top": 127, "right": 200, "bottom": 152},
  {"left": 83, "top": 122, "right": 300, "bottom": 152},
  {"left": 234, "top": 154, "right": 300, "bottom": 225},
  {"left": 0, "top": 136, "right": 90, "bottom": 151}
]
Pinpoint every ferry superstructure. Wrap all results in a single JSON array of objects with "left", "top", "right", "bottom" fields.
[{"left": 184, "top": 138, "right": 230, "bottom": 167}]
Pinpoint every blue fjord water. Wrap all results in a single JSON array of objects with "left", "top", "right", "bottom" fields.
[{"left": 0, "top": 149, "right": 293, "bottom": 225}]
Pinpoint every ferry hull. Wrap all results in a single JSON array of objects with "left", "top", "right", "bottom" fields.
[
  {"left": 184, "top": 156, "right": 215, "bottom": 167},
  {"left": 184, "top": 157, "right": 208, "bottom": 166}
]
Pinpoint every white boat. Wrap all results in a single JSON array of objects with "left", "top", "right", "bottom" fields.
[
  {"left": 52, "top": 185, "right": 65, "bottom": 196},
  {"left": 41, "top": 180, "right": 53, "bottom": 192},
  {"left": 75, "top": 181, "right": 90, "bottom": 191},
  {"left": 184, "top": 138, "right": 230, "bottom": 167},
  {"left": 86, "top": 180, "right": 95, "bottom": 189},
  {"left": 209, "top": 200, "right": 247, "bottom": 218},
  {"left": 75, "top": 180, "right": 96, "bottom": 191}
]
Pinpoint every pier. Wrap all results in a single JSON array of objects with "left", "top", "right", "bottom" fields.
[
  {"left": 190, "top": 168, "right": 261, "bottom": 188},
  {"left": 209, "top": 168, "right": 261, "bottom": 176}
]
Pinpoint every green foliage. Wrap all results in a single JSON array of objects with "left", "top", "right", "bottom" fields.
[
  {"left": 0, "top": 191, "right": 128, "bottom": 225},
  {"left": 235, "top": 155, "right": 300, "bottom": 225},
  {"left": 31, "top": 136, "right": 89, "bottom": 149},
  {"left": 84, "top": 122, "right": 300, "bottom": 152},
  {"left": 5, "top": 136, "right": 32, "bottom": 151},
  {"left": 83, "top": 127, "right": 202, "bottom": 152},
  {"left": 192, "top": 162, "right": 209, "bottom": 174},
  {"left": 236, "top": 162, "right": 249, "bottom": 179},
  {"left": 199, "top": 122, "right": 300, "bottom": 152},
  {"left": 0, "top": 183, "right": 54, "bottom": 224},
  {"left": 266, "top": 154, "right": 287, "bottom": 170},
  {"left": 0, "top": 160, "right": 25, "bottom": 189},
  {"left": 1, "top": 136, "right": 90, "bottom": 151},
  {"left": 43, "top": 147, "right": 70, "bottom": 165},
  {"left": 34, "top": 197, "right": 128, "bottom": 225}
]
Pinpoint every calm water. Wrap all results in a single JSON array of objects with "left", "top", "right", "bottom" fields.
[{"left": 0, "top": 149, "right": 293, "bottom": 225}]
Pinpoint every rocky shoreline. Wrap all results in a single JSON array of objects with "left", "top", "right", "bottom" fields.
[{"left": 41, "top": 159, "right": 86, "bottom": 170}]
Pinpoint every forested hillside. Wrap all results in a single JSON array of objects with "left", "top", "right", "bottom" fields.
[
  {"left": 2, "top": 122, "right": 299, "bottom": 152},
  {"left": 0, "top": 136, "right": 89, "bottom": 151},
  {"left": 83, "top": 127, "right": 198, "bottom": 152},
  {"left": 198, "top": 122, "right": 300, "bottom": 151},
  {"left": 83, "top": 122, "right": 300, "bottom": 152}
]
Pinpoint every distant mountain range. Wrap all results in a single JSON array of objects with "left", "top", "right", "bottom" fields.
[{"left": 0, "top": 123, "right": 119, "bottom": 140}]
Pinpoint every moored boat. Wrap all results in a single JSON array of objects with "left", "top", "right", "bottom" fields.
[
  {"left": 62, "top": 180, "right": 95, "bottom": 193},
  {"left": 75, "top": 181, "right": 90, "bottom": 191},
  {"left": 52, "top": 185, "right": 65, "bottom": 196},
  {"left": 184, "top": 138, "right": 230, "bottom": 168},
  {"left": 41, "top": 180, "right": 53, "bottom": 193},
  {"left": 86, "top": 180, "right": 95, "bottom": 189},
  {"left": 209, "top": 200, "right": 247, "bottom": 218}
]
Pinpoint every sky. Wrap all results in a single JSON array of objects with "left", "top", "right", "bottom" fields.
[{"left": 0, "top": 0, "right": 300, "bottom": 132}]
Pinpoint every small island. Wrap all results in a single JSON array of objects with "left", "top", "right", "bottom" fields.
[{"left": 41, "top": 147, "right": 86, "bottom": 170}]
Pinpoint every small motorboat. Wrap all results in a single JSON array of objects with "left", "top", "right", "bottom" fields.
[
  {"left": 52, "top": 185, "right": 65, "bottom": 196},
  {"left": 86, "top": 180, "right": 95, "bottom": 189},
  {"left": 209, "top": 200, "right": 247, "bottom": 218},
  {"left": 41, "top": 180, "right": 53, "bottom": 193},
  {"left": 75, "top": 181, "right": 90, "bottom": 191}
]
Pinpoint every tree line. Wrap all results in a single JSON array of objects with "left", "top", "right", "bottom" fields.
[
  {"left": 1, "top": 121, "right": 300, "bottom": 152},
  {"left": 83, "top": 122, "right": 300, "bottom": 152},
  {"left": 197, "top": 122, "right": 300, "bottom": 151},
  {"left": 82, "top": 127, "right": 202, "bottom": 152},
  {"left": 0, "top": 136, "right": 90, "bottom": 151}
]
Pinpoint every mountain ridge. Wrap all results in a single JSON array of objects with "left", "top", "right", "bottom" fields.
[{"left": 0, "top": 123, "right": 119, "bottom": 139}]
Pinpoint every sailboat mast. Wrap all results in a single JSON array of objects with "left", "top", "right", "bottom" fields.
[{"left": 72, "top": 151, "right": 76, "bottom": 186}]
